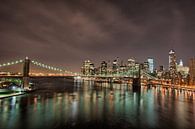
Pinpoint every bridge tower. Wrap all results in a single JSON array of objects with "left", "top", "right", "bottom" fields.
[
  {"left": 23, "top": 57, "right": 30, "bottom": 77},
  {"left": 132, "top": 64, "right": 141, "bottom": 92},
  {"left": 23, "top": 57, "right": 30, "bottom": 88}
]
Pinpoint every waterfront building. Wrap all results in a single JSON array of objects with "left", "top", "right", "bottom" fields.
[{"left": 81, "top": 60, "right": 95, "bottom": 75}]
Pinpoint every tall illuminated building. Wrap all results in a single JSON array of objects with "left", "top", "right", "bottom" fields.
[
  {"left": 189, "top": 58, "right": 195, "bottom": 85},
  {"left": 100, "top": 61, "right": 107, "bottom": 75},
  {"left": 112, "top": 57, "right": 119, "bottom": 75},
  {"left": 107, "top": 60, "right": 112, "bottom": 75},
  {"left": 169, "top": 49, "right": 177, "bottom": 77},
  {"left": 126, "top": 58, "right": 136, "bottom": 77},
  {"left": 119, "top": 61, "right": 126, "bottom": 75},
  {"left": 147, "top": 58, "right": 154, "bottom": 73},
  {"left": 81, "top": 60, "right": 95, "bottom": 75},
  {"left": 112, "top": 59, "right": 118, "bottom": 74},
  {"left": 127, "top": 58, "right": 135, "bottom": 67},
  {"left": 141, "top": 62, "right": 149, "bottom": 73}
]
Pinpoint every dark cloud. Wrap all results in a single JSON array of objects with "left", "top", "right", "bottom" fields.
[{"left": 0, "top": 0, "right": 195, "bottom": 72}]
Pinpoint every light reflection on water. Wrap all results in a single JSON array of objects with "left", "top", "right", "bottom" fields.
[{"left": 0, "top": 78, "right": 195, "bottom": 129}]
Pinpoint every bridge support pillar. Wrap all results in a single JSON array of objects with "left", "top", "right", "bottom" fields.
[
  {"left": 22, "top": 57, "right": 30, "bottom": 88},
  {"left": 132, "top": 78, "right": 141, "bottom": 92},
  {"left": 23, "top": 77, "right": 30, "bottom": 89},
  {"left": 132, "top": 64, "right": 141, "bottom": 92}
]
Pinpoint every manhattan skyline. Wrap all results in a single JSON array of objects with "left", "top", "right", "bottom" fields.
[{"left": 1, "top": 0, "right": 195, "bottom": 72}]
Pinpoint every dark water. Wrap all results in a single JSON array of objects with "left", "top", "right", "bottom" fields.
[{"left": 0, "top": 78, "right": 195, "bottom": 129}]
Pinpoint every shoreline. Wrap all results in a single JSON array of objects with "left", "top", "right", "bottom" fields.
[{"left": 0, "top": 92, "right": 25, "bottom": 99}]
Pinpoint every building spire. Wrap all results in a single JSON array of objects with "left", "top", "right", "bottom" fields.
[{"left": 179, "top": 59, "right": 183, "bottom": 66}]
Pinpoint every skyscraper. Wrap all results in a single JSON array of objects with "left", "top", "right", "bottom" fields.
[
  {"left": 119, "top": 60, "right": 127, "bottom": 75},
  {"left": 142, "top": 61, "right": 149, "bottom": 73},
  {"left": 112, "top": 57, "right": 119, "bottom": 75},
  {"left": 189, "top": 58, "right": 195, "bottom": 85},
  {"left": 127, "top": 58, "right": 136, "bottom": 77},
  {"left": 100, "top": 61, "right": 107, "bottom": 75},
  {"left": 169, "top": 49, "right": 177, "bottom": 77},
  {"left": 147, "top": 58, "right": 154, "bottom": 73},
  {"left": 112, "top": 59, "right": 118, "bottom": 75},
  {"left": 159, "top": 65, "right": 164, "bottom": 71},
  {"left": 127, "top": 58, "right": 136, "bottom": 67},
  {"left": 81, "top": 60, "right": 95, "bottom": 75}
]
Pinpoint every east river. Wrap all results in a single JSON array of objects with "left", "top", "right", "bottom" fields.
[{"left": 0, "top": 78, "right": 195, "bottom": 129}]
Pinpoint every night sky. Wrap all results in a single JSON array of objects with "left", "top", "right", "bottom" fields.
[{"left": 0, "top": 0, "right": 195, "bottom": 72}]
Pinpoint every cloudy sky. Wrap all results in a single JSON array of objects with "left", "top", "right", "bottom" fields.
[{"left": 0, "top": 0, "right": 195, "bottom": 72}]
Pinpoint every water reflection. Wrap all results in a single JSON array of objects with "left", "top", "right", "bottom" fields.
[{"left": 0, "top": 78, "right": 195, "bottom": 129}]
